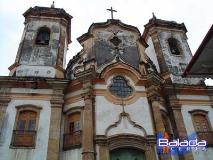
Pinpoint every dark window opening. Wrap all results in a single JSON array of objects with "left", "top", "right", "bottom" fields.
[
  {"left": 36, "top": 27, "right": 50, "bottom": 45},
  {"left": 168, "top": 38, "right": 181, "bottom": 55}
]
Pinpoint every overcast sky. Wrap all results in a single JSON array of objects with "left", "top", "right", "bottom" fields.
[{"left": 0, "top": 0, "right": 212, "bottom": 77}]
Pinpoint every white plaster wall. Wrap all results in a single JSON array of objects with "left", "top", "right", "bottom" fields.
[
  {"left": 145, "top": 36, "right": 160, "bottom": 73},
  {"left": 95, "top": 96, "right": 154, "bottom": 136},
  {"left": 182, "top": 105, "right": 213, "bottom": 160},
  {"left": 0, "top": 99, "right": 51, "bottom": 160},
  {"left": 16, "top": 65, "right": 56, "bottom": 78},
  {"left": 60, "top": 148, "right": 82, "bottom": 160}
]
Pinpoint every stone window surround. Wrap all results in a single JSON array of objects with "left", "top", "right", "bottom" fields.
[
  {"left": 189, "top": 109, "right": 213, "bottom": 146},
  {"left": 96, "top": 134, "right": 157, "bottom": 160},
  {"left": 107, "top": 74, "right": 136, "bottom": 102},
  {"left": 189, "top": 109, "right": 212, "bottom": 130},
  {"left": 108, "top": 75, "right": 134, "bottom": 98},
  {"left": 64, "top": 108, "right": 82, "bottom": 133},
  {"left": 63, "top": 107, "right": 83, "bottom": 150},
  {"left": 10, "top": 104, "right": 42, "bottom": 149}
]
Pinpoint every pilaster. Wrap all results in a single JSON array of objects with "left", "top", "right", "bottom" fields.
[
  {"left": 164, "top": 86, "right": 194, "bottom": 160},
  {"left": 150, "top": 31, "right": 169, "bottom": 74},
  {"left": 146, "top": 73, "right": 172, "bottom": 160},
  {"left": 79, "top": 69, "right": 96, "bottom": 160},
  {"left": 47, "top": 90, "right": 64, "bottom": 160}
]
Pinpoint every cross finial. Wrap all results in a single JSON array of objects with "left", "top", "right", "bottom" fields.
[
  {"left": 51, "top": 1, "right": 55, "bottom": 8},
  {"left": 107, "top": 7, "right": 117, "bottom": 19}
]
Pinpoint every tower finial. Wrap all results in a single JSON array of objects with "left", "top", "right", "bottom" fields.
[
  {"left": 152, "top": 12, "right": 157, "bottom": 20},
  {"left": 51, "top": 1, "right": 55, "bottom": 8}
]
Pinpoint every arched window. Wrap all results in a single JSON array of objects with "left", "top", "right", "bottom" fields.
[
  {"left": 168, "top": 38, "right": 181, "bottom": 55},
  {"left": 109, "top": 75, "right": 133, "bottom": 98},
  {"left": 35, "top": 27, "right": 50, "bottom": 45},
  {"left": 11, "top": 105, "right": 41, "bottom": 148},
  {"left": 63, "top": 112, "right": 82, "bottom": 150},
  {"left": 190, "top": 110, "right": 213, "bottom": 145}
]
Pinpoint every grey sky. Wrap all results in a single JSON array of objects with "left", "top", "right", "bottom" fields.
[{"left": 0, "top": 0, "right": 212, "bottom": 76}]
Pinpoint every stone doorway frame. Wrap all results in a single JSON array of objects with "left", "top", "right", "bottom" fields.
[{"left": 96, "top": 134, "right": 157, "bottom": 160}]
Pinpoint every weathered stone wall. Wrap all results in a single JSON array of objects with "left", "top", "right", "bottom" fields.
[
  {"left": 15, "top": 19, "right": 67, "bottom": 78},
  {"left": 157, "top": 30, "right": 202, "bottom": 84}
]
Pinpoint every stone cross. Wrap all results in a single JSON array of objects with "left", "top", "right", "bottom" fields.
[
  {"left": 107, "top": 7, "right": 117, "bottom": 19},
  {"left": 121, "top": 99, "right": 126, "bottom": 113}
]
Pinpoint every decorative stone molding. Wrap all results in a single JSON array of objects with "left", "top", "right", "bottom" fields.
[
  {"left": 105, "top": 111, "right": 147, "bottom": 137},
  {"left": 108, "top": 134, "right": 152, "bottom": 151}
]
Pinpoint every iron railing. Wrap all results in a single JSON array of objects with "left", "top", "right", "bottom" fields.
[
  {"left": 63, "top": 130, "right": 82, "bottom": 150},
  {"left": 11, "top": 130, "right": 36, "bottom": 147}
]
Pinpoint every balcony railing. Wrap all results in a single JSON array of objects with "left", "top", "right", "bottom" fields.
[
  {"left": 11, "top": 130, "right": 36, "bottom": 147},
  {"left": 197, "top": 131, "right": 213, "bottom": 145},
  {"left": 63, "top": 130, "right": 82, "bottom": 150}
]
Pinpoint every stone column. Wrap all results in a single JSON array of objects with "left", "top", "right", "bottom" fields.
[
  {"left": 145, "top": 136, "right": 157, "bottom": 160},
  {"left": 145, "top": 145, "right": 157, "bottom": 160},
  {"left": 47, "top": 90, "right": 64, "bottom": 160},
  {"left": 96, "top": 136, "right": 109, "bottom": 160},
  {"left": 82, "top": 81, "right": 95, "bottom": 160},
  {"left": 99, "top": 145, "right": 109, "bottom": 160},
  {"left": 171, "top": 105, "right": 194, "bottom": 160},
  {"left": 164, "top": 85, "right": 194, "bottom": 160},
  {"left": 149, "top": 97, "right": 172, "bottom": 160},
  {"left": 146, "top": 74, "right": 172, "bottom": 160},
  {"left": 150, "top": 98, "right": 166, "bottom": 133}
]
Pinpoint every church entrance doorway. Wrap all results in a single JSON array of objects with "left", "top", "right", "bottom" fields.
[{"left": 110, "top": 148, "right": 146, "bottom": 160}]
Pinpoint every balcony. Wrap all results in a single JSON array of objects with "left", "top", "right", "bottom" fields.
[
  {"left": 11, "top": 130, "right": 36, "bottom": 147},
  {"left": 63, "top": 130, "right": 82, "bottom": 150},
  {"left": 197, "top": 131, "right": 213, "bottom": 146}
]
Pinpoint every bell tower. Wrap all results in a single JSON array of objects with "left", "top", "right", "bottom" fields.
[
  {"left": 143, "top": 14, "right": 201, "bottom": 84},
  {"left": 9, "top": 5, "right": 72, "bottom": 78}
]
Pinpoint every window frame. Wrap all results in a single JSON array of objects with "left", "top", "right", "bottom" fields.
[
  {"left": 10, "top": 105, "right": 41, "bottom": 149},
  {"left": 63, "top": 108, "right": 83, "bottom": 150}
]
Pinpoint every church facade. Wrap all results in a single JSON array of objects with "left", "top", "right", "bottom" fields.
[{"left": 0, "top": 5, "right": 213, "bottom": 160}]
